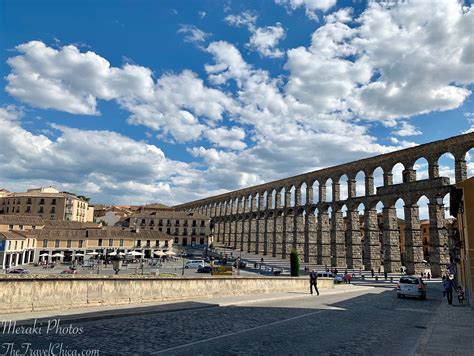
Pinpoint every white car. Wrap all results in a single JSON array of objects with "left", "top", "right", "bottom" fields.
[
  {"left": 184, "top": 260, "right": 205, "bottom": 269},
  {"left": 397, "top": 276, "right": 426, "bottom": 299},
  {"left": 316, "top": 271, "right": 344, "bottom": 283}
]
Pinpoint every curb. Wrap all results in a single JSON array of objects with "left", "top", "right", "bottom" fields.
[{"left": 5, "top": 285, "right": 375, "bottom": 326}]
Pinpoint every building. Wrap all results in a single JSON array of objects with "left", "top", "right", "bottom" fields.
[
  {"left": 92, "top": 204, "right": 132, "bottom": 226},
  {"left": 0, "top": 215, "right": 44, "bottom": 269},
  {"left": 120, "top": 210, "right": 211, "bottom": 247},
  {"left": 452, "top": 178, "right": 474, "bottom": 306},
  {"left": 0, "top": 187, "right": 93, "bottom": 222},
  {"left": 30, "top": 221, "right": 174, "bottom": 263}
]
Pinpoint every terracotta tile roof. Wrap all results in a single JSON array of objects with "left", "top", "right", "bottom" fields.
[
  {"left": 0, "top": 231, "right": 27, "bottom": 240},
  {"left": 130, "top": 210, "right": 210, "bottom": 220},
  {"left": 0, "top": 215, "right": 44, "bottom": 226},
  {"left": 43, "top": 220, "right": 100, "bottom": 229}
]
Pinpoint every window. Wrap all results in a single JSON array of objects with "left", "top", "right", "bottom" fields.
[
  {"left": 67, "top": 240, "right": 71, "bottom": 248},
  {"left": 19, "top": 225, "right": 23, "bottom": 230},
  {"left": 109, "top": 239, "right": 113, "bottom": 247},
  {"left": 55, "top": 239, "right": 60, "bottom": 248},
  {"left": 50, "top": 207, "right": 55, "bottom": 214},
  {"left": 21, "top": 241, "right": 24, "bottom": 249},
  {"left": 146, "top": 240, "right": 150, "bottom": 247},
  {"left": 174, "top": 237, "right": 179, "bottom": 244},
  {"left": 8, "top": 225, "right": 13, "bottom": 231},
  {"left": 158, "top": 219, "right": 163, "bottom": 226},
  {"left": 26, "top": 206, "right": 31, "bottom": 213},
  {"left": 137, "top": 240, "right": 141, "bottom": 247},
  {"left": 200, "top": 238, "right": 205, "bottom": 245},
  {"left": 183, "top": 228, "right": 188, "bottom": 235},
  {"left": 119, "top": 239, "right": 124, "bottom": 247},
  {"left": 174, "top": 228, "right": 179, "bottom": 235},
  {"left": 164, "top": 240, "right": 169, "bottom": 247},
  {"left": 14, "top": 241, "right": 17, "bottom": 250},
  {"left": 52, "top": 199, "right": 56, "bottom": 205},
  {"left": 167, "top": 228, "right": 171, "bottom": 234},
  {"left": 32, "top": 225, "right": 36, "bottom": 230},
  {"left": 78, "top": 240, "right": 83, "bottom": 248},
  {"left": 8, "top": 241, "right": 11, "bottom": 250},
  {"left": 98, "top": 239, "right": 103, "bottom": 247},
  {"left": 43, "top": 240, "right": 48, "bottom": 248},
  {"left": 27, "top": 198, "right": 32, "bottom": 204},
  {"left": 38, "top": 207, "right": 44, "bottom": 214},
  {"left": 192, "top": 220, "right": 197, "bottom": 227},
  {"left": 201, "top": 221, "right": 205, "bottom": 227},
  {"left": 40, "top": 199, "right": 44, "bottom": 205}
]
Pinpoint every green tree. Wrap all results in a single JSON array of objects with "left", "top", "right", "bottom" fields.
[{"left": 290, "top": 249, "right": 300, "bottom": 277}]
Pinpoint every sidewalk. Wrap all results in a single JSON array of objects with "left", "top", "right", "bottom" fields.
[
  {"left": 1, "top": 284, "right": 373, "bottom": 324},
  {"left": 415, "top": 298, "right": 474, "bottom": 355}
]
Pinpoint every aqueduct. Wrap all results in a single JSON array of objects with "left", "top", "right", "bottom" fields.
[{"left": 174, "top": 132, "right": 474, "bottom": 277}]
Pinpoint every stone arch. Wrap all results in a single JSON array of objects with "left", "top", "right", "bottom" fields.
[
  {"left": 466, "top": 147, "right": 474, "bottom": 179},
  {"left": 436, "top": 152, "right": 455, "bottom": 184},
  {"left": 325, "top": 178, "right": 333, "bottom": 203},
  {"left": 311, "top": 180, "right": 320, "bottom": 204},
  {"left": 300, "top": 182, "right": 307, "bottom": 205},
  {"left": 413, "top": 156, "right": 429, "bottom": 181},
  {"left": 391, "top": 162, "right": 405, "bottom": 185},
  {"left": 355, "top": 170, "right": 366, "bottom": 197},
  {"left": 289, "top": 185, "right": 296, "bottom": 207},
  {"left": 339, "top": 174, "right": 349, "bottom": 201},
  {"left": 372, "top": 166, "right": 384, "bottom": 190}
]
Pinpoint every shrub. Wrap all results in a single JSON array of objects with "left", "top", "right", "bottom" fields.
[{"left": 290, "top": 249, "right": 300, "bottom": 277}]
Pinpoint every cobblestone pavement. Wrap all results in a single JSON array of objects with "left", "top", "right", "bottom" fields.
[{"left": 0, "top": 282, "right": 449, "bottom": 356}]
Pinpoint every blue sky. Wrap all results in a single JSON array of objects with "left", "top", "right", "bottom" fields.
[{"left": 0, "top": 0, "right": 473, "bottom": 206}]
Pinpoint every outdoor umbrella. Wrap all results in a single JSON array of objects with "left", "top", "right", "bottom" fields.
[
  {"left": 51, "top": 253, "right": 64, "bottom": 257},
  {"left": 118, "top": 252, "right": 126, "bottom": 256},
  {"left": 108, "top": 251, "right": 117, "bottom": 256},
  {"left": 165, "top": 251, "right": 176, "bottom": 256},
  {"left": 87, "top": 252, "right": 99, "bottom": 255},
  {"left": 39, "top": 253, "right": 50, "bottom": 257},
  {"left": 127, "top": 251, "right": 143, "bottom": 256},
  {"left": 154, "top": 251, "right": 166, "bottom": 257},
  {"left": 74, "top": 253, "right": 85, "bottom": 257}
]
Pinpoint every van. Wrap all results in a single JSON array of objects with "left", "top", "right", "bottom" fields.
[{"left": 184, "top": 260, "right": 205, "bottom": 269}]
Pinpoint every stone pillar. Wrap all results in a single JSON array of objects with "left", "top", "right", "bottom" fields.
[
  {"left": 267, "top": 213, "right": 275, "bottom": 256},
  {"left": 285, "top": 189, "right": 292, "bottom": 208},
  {"left": 283, "top": 210, "right": 293, "bottom": 258},
  {"left": 364, "top": 208, "right": 381, "bottom": 270},
  {"left": 236, "top": 219, "right": 243, "bottom": 250},
  {"left": 263, "top": 214, "right": 270, "bottom": 255},
  {"left": 274, "top": 212, "right": 284, "bottom": 257},
  {"left": 224, "top": 220, "right": 231, "bottom": 246},
  {"left": 251, "top": 194, "right": 257, "bottom": 213},
  {"left": 348, "top": 179, "right": 356, "bottom": 199},
  {"left": 257, "top": 215, "right": 265, "bottom": 254},
  {"left": 346, "top": 209, "right": 363, "bottom": 269},
  {"left": 383, "top": 172, "right": 393, "bottom": 186},
  {"left": 404, "top": 204, "right": 424, "bottom": 275},
  {"left": 275, "top": 190, "right": 282, "bottom": 209},
  {"left": 306, "top": 211, "right": 317, "bottom": 263},
  {"left": 306, "top": 185, "right": 314, "bottom": 205},
  {"left": 428, "top": 160, "right": 439, "bottom": 179},
  {"left": 295, "top": 187, "right": 302, "bottom": 206},
  {"left": 332, "top": 182, "right": 340, "bottom": 202},
  {"left": 330, "top": 209, "right": 346, "bottom": 267},
  {"left": 455, "top": 157, "right": 467, "bottom": 183},
  {"left": 243, "top": 217, "right": 250, "bottom": 252},
  {"left": 428, "top": 202, "right": 450, "bottom": 277},
  {"left": 382, "top": 207, "right": 401, "bottom": 273},
  {"left": 319, "top": 184, "right": 326, "bottom": 203},
  {"left": 231, "top": 219, "right": 238, "bottom": 249},
  {"left": 365, "top": 175, "right": 374, "bottom": 196},
  {"left": 249, "top": 216, "right": 257, "bottom": 253},
  {"left": 295, "top": 211, "right": 305, "bottom": 257},
  {"left": 317, "top": 211, "right": 331, "bottom": 266},
  {"left": 403, "top": 168, "right": 416, "bottom": 183},
  {"left": 266, "top": 192, "right": 272, "bottom": 210},
  {"left": 215, "top": 219, "right": 222, "bottom": 242}
]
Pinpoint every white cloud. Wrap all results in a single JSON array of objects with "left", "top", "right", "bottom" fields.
[
  {"left": 204, "top": 126, "right": 247, "bottom": 150},
  {"left": 393, "top": 121, "right": 422, "bottom": 137},
  {"left": 275, "top": 0, "right": 337, "bottom": 20},
  {"left": 198, "top": 11, "right": 206, "bottom": 19},
  {"left": 247, "top": 23, "right": 286, "bottom": 58},
  {"left": 177, "top": 25, "right": 210, "bottom": 45},
  {"left": 224, "top": 10, "right": 257, "bottom": 31}
]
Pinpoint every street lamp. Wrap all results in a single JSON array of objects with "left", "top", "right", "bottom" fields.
[{"left": 181, "top": 252, "right": 186, "bottom": 276}]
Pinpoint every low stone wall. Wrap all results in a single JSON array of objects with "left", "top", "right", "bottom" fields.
[{"left": 0, "top": 276, "right": 334, "bottom": 314}]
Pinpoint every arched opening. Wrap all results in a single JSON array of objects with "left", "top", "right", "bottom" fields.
[
  {"left": 262, "top": 191, "right": 268, "bottom": 210},
  {"left": 414, "top": 157, "right": 429, "bottom": 181},
  {"left": 300, "top": 182, "right": 307, "bottom": 205},
  {"left": 394, "top": 198, "right": 405, "bottom": 266},
  {"left": 280, "top": 187, "right": 286, "bottom": 207},
  {"left": 375, "top": 201, "right": 384, "bottom": 263},
  {"left": 373, "top": 167, "right": 384, "bottom": 190},
  {"left": 355, "top": 171, "right": 366, "bottom": 197},
  {"left": 290, "top": 186, "right": 296, "bottom": 207},
  {"left": 312, "top": 180, "right": 320, "bottom": 204},
  {"left": 466, "top": 147, "right": 474, "bottom": 178},
  {"left": 325, "top": 178, "right": 333, "bottom": 203},
  {"left": 417, "top": 195, "right": 430, "bottom": 262},
  {"left": 392, "top": 162, "right": 405, "bottom": 185},
  {"left": 437, "top": 152, "right": 455, "bottom": 184},
  {"left": 339, "top": 174, "right": 349, "bottom": 201},
  {"left": 271, "top": 190, "right": 276, "bottom": 209}
]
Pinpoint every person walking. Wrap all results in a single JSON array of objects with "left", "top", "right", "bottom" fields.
[
  {"left": 310, "top": 269, "right": 319, "bottom": 296},
  {"left": 371, "top": 268, "right": 375, "bottom": 278},
  {"left": 443, "top": 275, "right": 454, "bottom": 305}
]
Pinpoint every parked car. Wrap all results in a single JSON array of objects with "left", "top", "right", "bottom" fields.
[
  {"left": 316, "top": 271, "right": 344, "bottom": 283},
  {"left": 233, "top": 261, "right": 247, "bottom": 269},
  {"left": 184, "top": 260, "right": 205, "bottom": 269},
  {"left": 81, "top": 260, "right": 96, "bottom": 268},
  {"left": 397, "top": 276, "right": 426, "bottom": 299},
  {"left": 7, "top": 267, "right": 30, "bottom": 274},
  {"left": 197, "top": 266, "right": 212, "bottom": 273}
]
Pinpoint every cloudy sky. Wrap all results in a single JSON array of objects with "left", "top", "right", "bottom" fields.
[{"left": 1, "top": 0, "right": 473, "bottom": 206}]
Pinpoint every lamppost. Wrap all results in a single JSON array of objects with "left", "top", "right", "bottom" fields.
[{"left": 181, "top": 252, "right": 186, "bottom": 276}]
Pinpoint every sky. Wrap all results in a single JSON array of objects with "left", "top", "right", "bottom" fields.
[{"left": 0, "top": 0, "right": 473, "bottom": 208}]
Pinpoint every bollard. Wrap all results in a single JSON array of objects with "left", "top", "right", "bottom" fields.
[
  {"left": 390, "top": 277, "right": 393, "bottom": 283},
  {"left": 375, "top": 276, "right": 378, "bottom": 281},
  {"left": 362, "top": 275, "right": 365, "bottom": 280}
]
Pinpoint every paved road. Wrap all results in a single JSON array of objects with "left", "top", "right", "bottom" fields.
[{"left": 0, "top": 282, "right": 443, "bottom": 356}]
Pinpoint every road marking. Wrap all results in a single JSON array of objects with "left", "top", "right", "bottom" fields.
[
  {"left": 395, "top": 308, "right": 431, "bottom": 314},
  {"left": 151, "top": 309, "right": 324, "bottom": 354}
]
